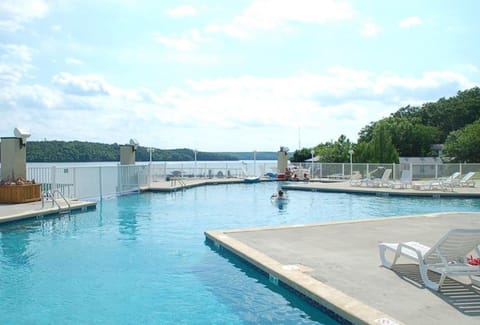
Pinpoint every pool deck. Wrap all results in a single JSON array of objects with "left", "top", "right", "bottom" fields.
[
  {"left": 206, "top": 212, "right": 480, "bottom": 325},
  {"left": 144, "top": 177, "right": 248, "bottom": 192},
  {"left": 282, "top": 179, "right": 480, "bottom": 198},
  {"left": 0, "top": 199, "right": 96, "bottom": 224}
]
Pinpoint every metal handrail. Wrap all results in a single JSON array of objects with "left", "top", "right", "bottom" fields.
[
  {"left": 170, "top": 177, "right": 186, "bottom": 187},
  {"left": 42, "top": 189, "right": 71, "bottom": 212}
]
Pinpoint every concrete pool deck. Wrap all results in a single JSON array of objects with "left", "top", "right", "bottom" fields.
[
  {"left": 281, "top": 179, "right": 480, "bottom": 198},
  {"left": 206, "top": 212, "right": 480, "bottom": 325},
  {"left": 0, "top": 199, "right": 96, "bottom": 224}
]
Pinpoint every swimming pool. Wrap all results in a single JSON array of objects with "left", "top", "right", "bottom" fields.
[{"left": 1, "top": 182, "right": 480, "bottom": 324}]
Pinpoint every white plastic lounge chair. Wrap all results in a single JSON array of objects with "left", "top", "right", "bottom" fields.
[
  {"left": 379, "top": 229, "right": 480, "bottom": 290},
  {"left": 440, "top": 171, "right": 461, "bottom": 189},
  {"left": 412, "top": 171, "right": 460, "bottom": 191},
  {"left": 457, "top": 172, "right": 476, "bottom": 187},
  {"left": 390, "top": 170, "right": 412, "bottom": 189},
  {"left": 349, "top": 172, "right": 363, "bottom": 186},
  {"left": 366, "top": 168, "right": 392, "bottom": 187}
]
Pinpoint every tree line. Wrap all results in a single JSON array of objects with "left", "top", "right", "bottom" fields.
[
  {"left": 0, "top": 141, "right": 278, "bottom": 162},
  {"left": 291, "top": 87, "right": 480, "bottom": 163}
]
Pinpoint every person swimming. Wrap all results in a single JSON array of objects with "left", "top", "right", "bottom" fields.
[{"left": 271, "top": 189, "right": 286, "bottom": 199}]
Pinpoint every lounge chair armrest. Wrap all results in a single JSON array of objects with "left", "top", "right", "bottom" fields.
[{"left": 396, "top": 242, "right": 428, "bottom": 261}]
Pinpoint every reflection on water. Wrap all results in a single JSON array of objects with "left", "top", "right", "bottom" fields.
[
  {"left": 117, "top": 199, "right": 138, "bottom": 241},
  {"left": 0, "top": 225, "right": 31, "bottom": 266}
]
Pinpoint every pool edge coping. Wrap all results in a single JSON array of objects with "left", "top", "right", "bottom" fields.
[
  {"left": 204, "top": 215, "right": 421, "bottom": 325},
  {"left": 205, "top": 212, "right": 478, "bottom": 324}
]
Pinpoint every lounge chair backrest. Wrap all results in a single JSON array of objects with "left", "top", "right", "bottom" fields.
[
  {"left": 461, "top": 172, "right": 475, "bottom": 182},
  {"left": 400, "top": 170, "right": 412, "bottom": 182},
  {"left": 424, "top": 229, "right": 480, "bottom": 264},
  {"left": 382, "top": 169, "right": 392, "bottom": 180},
  {"left": 447, "top": 172, "right": 461, "bottom": 181}
]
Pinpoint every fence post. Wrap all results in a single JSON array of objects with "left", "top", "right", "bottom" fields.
[
  {"left": 51, "top": 166, "right": 56, "bottom": 192},
  {"left": 73, "top": 167, "right": 77, "bottom": 199},
  {"left": 99, "top": 167, "right": 103, "bottom": 201},
  {"left": 148, "top": 163, "right": 152, "bottom": 187}
]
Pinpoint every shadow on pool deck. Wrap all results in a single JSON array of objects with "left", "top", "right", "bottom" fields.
[
  {"left": 205, "top": 212, "right": 480, "bottom": 325},
  {"left": 390, "top": 264, "right": 480, "bottom": 317}
]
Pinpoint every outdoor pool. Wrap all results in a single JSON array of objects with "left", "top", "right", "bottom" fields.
[{"left": 1, "top": 182, "right": 480, "bottom": 324}]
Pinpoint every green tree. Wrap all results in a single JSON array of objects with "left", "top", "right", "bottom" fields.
[
  {"left": 351, "top": 142, "right": 371, "bottom": 163},
  {"left": 370, "top": 122, "right": 399, "bottom": 163},
  {"left": 313, "top": 135, "right": 353, "bottom": 163},
  {"left": 356, "top": 122, "right": 399, "bottom": 163},
  {"left": 384, "top": 117, "right": 441, "bottom": 157},
  {"left": 443, "top": 119, "right": 480, "bottom": 162},
  {"left": 291, "top": 148, "right": 313, "bottom": 162}
]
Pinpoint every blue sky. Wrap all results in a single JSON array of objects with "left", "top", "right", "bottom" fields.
[{"left": 1, "top": 0, "right": 479, "bottom": 151}]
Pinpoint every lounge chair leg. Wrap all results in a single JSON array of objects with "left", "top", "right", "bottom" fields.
[
  {"left": 379, "top": 244, "right": 393, "bottom": 268},
  {"left": 420, "top": 265, "right": 440, "bottom": 290}
]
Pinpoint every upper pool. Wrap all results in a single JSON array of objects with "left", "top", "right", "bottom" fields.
[{"left": 1, "top": 182, "right": 480, "bottom": 324}]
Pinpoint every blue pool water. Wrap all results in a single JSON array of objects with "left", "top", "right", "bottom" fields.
[{"left": 1, "top": 182, "right": 480, "bottom": 324}]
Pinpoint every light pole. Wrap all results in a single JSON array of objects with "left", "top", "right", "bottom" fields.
[
  {"left": 148, "top": 147, "right": 154, "bottom": 164},
  {"left": 310, "top": 149, "right": 314, "bottom": 179},
  {"left": 194, "top": 149, "right": 197, "bottom": 178},
  {"left": 253, "top": 150, "right": 257, "bottom": 177},
  {"left": 348, "top": 149, "right": 354, "bottom": 179}
]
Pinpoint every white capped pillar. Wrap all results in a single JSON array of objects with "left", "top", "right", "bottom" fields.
[
  {"left": 1, "top": 137, "right": 27, "bottom": 180},
  {"left": 120, "top": 145, "right": 136, "bottom": 165},
  {"left": 277, "top": 146, "right": 289, "bottom": 174}
]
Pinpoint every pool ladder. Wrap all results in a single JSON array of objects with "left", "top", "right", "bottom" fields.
[
  {"left": 170, "top": 177, "right": 187, "bottom": 189},
  {"left": 42, "top": 189, "right": 71, "bottom": 213}
]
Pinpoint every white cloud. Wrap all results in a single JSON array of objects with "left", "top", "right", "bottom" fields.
[
  {"left": 0, "top": 43, "right": 32, "bottom": 63},
  {"left": 166, "top": 5, "right": 197, "bottom": 18},
  {"left": 1, "top": 66, "right": 474, "bottom": 150},
  {"left": 206, "top": 0, "right": 354, "bottom": 39},
  {"left": 153, "top": 29, "right": 204, "bottom": 51},
  {"left": 0, "top": 0, "right": 49, "bottom": 31},
  {"left": 359, "top": 20, "right": 380, "bottom": 37},
  {"left": 399, "top": 16, "right": 422, "bottom": 28},
  {"left": 65, "top": 58, "right": 83, "bottom": 65},
  {"left": 52, "top": 73, "right": 112, "bottom": 96},
  {"left": 0, "top": 44, "right": 33, "bottom": 86}
]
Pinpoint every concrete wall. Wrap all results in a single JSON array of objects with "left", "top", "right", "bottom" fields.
[
  {"left": 120, "top": 145, "right": 136, "bottom": 165},
  {"left": 1, "top": 137, "right": 26, "bottom": 180},
  {"left": 277, "top": 149, "right": 289, "bottom": 173}
]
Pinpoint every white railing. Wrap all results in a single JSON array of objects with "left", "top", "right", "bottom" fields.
[
  {"left": 22, "top": 161, "right": 279, "bottom": 200},
  {"left": 304, "top": 162, "right": 480, "bottom": 181}
]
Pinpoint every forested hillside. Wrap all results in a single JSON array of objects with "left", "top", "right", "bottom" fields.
[
  {"left": 0, "top": 140, "right": 278, "bottom": 162},
  {"left": 21, "top": 141, "right": 238, "bottom": 162}
]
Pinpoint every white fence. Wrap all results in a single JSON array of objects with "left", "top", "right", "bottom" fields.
[
  {"left": 1, "top": 161, "right": 480, "bottom": 201},
  {"left": 303, "top": 162, "right": 480, "bottom": 181},
  {"left": 22, "top": 161, "right": 278, "bottom": 200}
]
